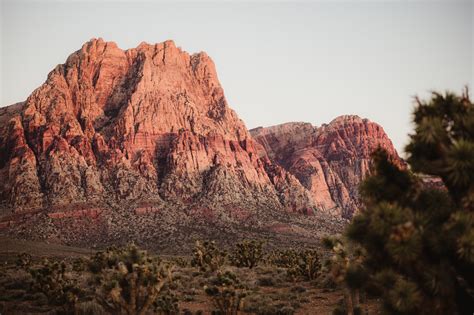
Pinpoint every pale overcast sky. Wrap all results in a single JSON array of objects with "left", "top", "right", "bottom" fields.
[{"left": 1, "top": 0, "right": 472, "bottom": 154}]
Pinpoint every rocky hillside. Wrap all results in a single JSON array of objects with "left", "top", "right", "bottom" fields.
[
  {"left": 0, "top": 38, "right": 315, "bottom": 215},
  {"left": 0, "top": 39, "right": 401, "bottom": 248},
  {"left": 250, "top": 116, "right": 404, "bottom": 218}
]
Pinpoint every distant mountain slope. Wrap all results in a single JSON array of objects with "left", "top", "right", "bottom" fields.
[
  {"left": 0, "top": 38, "right": 314, "bottom": 216},
  {"left": 0, "top": 39, "right": 401, "bottom": 247},
  {"left": 250, "top": 116, "right": 404, "bottom": 218}
]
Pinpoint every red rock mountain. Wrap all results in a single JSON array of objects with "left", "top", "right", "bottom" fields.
[
  {"left": 0, "top": 39, "right": 401, "bottom": 248},
  {"left": 250, "top": 116, "right": 404, "bottom": 218},
  {"left": 0, "top": 39, "right": 313, "bottom": 217}
]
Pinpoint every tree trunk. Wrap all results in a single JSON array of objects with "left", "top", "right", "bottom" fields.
[
  {"left": 353, "top": 289, "right": 360, "bottom": 310},
  {"left": 345, "top": 288, "right": 354, "bottom": 315}
]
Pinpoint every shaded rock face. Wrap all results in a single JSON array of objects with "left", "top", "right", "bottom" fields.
[
  {"left": 250, "top": 116, "right": 404, "bottom": 218},
  {"left": 0, "top": 38, "right": 315, "bottom": 217}
]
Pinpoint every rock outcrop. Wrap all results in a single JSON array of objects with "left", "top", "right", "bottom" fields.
[
  {"left": 0, "top": 39, "right": 402, "bottom": 248},
  {"left": 0, "top": 38, "right": 315, "bottom": 219},
  {"left": 250, "top": 116, "right": 404, "bottom": 217}
]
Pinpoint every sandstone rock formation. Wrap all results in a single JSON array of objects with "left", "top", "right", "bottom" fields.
[
  {"left": 0, "top": 39, "right": 402, "bottom": 248},
  {"left": 0, "top": 38, "right": 314, "bottom": 219},
  {"left": 250, "top": 116, "right": 404, "bottom": 218}
]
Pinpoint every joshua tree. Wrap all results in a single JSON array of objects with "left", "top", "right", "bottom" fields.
[
  {"left": 28, "top": 259, "right": 81, "bottom": 313},
  {"left": 191, "top": 240, "right": 227, "bottom": 272},
  {"left": 323, "top": 236, "right": 366, "bottom": 315},
  {"left": 267, "top": 248, "right": 321, "bottom": 281},
  {"left": 90, "top": 244, "right": 175, "bottom": 315},
  {"left": 230, "top": 239, "right": 265, "bottom": 269},
  {"left": 346, "top": 89, "right": 474, "bottom": 314},
  {"left": 204, "top": 271, "right": 247, "bottom": 315}
]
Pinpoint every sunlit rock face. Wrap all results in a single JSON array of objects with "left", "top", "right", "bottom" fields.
[
  {"left": 250, "top": 116, "right": 404, "bottom": 218},
  {"left": 0, "top": 38, "right": 315, "bottom": 218},
  {"left": 0, "top": 37, "right": 403, "bottom": 248}
]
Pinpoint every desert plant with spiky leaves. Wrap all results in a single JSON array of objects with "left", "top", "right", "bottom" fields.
[
  {"left": 204, "top": 270, "right": 247, "bottom": 315},
  {"left": 267, "top": 248, "right": 321, "bottom": 281},
  {"left": 28, "top": 258, "right": 81, "bottom": 313},
  {"left": 230, "top": 239, "right": 265, "bottom": 269},
  {"left": 323, "top": 236, "right": 366, "bottom": 315},
  {"left": 16, "top": 252, "right": 32, "bottom": 270},
  {"left": 266, "top": 249, "right": 300, "bottom": 269},
  {"left": 91, "top": 244, "right": 175, "bottom": 315},
  {"left": 289, "top": 249, "right": 322, "bottom": 281},
  {"left": 191, "top": 240, "right": 227, "bottom": 272}
]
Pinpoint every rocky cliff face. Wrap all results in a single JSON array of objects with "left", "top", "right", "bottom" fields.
[
  {"left": 0, "top": 39, "right": 402, "bottom": 248},
  {"left": 0, "top": 38, "right": 315, "bottom": 219},
  {"left": 250, "top": 116, "right": 404, "bottom": 218}
]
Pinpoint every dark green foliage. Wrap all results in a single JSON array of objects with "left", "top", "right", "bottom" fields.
[
  {"left": 92, "top": 244, "right": 175, "bottom": 315},
  {"left": 28, "top": 258, "right": 81, "bottom": 313},
  {"left": 230, "top": 240, "right": 264, "bottom": 269},
  {"left": 204, "top": 271, "right": 246, "bottom": 315},
  {"left": 346, "top": 90, "right": 474, "bottom": 314},
  {"left": 406, "top": 89, "right": 474, "bottom": 201},
  {"left": 191, "top": 240, "right": 227, "bottom": 272}
]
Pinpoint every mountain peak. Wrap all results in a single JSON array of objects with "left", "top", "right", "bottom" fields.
[
  {"left": 0, "top": 39, "right": 402, "bottom": 247},
  {"left": 327, "top": 115, "right": 365, "bottom": 126},
  {"left": 0, "top": 39, "right": 312, "bottom": 224}
]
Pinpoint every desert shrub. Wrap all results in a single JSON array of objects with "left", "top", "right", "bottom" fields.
[
  {"left": 267, "top": 248, "right": 321, "bottom": 280},
  {"left": 153, "top": 290, "right": 179, "bottom": 314},
  {"left": 72, "top": 257, "right": 87, "bottom": 272},
  {"left": 28, "top": 258, "right": 81, "bottom": 313},
  {"left": 288, "top": 249, "right": 321, "bottom": 281},
  {"left": 191, "top": 240, "right": 227, "bottom": 272},
  {"left": 230, "top": 240, "right": 265, "bottom": 269},
  {"left": 91, "top": 244, "right": 175, "bottom": 315},
  {"left": 15, "top": 252, "right": 32, "bottom": 269},
  {"left": 242, "top": 294, "right": 295, "bottom": 315},
  {"left": 169, "top": 256, "right": 189, "bottom": 268},
  {"left": 290, "top": 285, "right": 307, "bottom": 293},
  {"left": 204, "top": 271, "right": 246, "bottom": 315},
  {"left": 323, "top": 236, "right": 367, "bottom": 315},
  {"left": 75, "top": 300, "right": 106, "bottom": 315},
  {"left": 266, "top": 249, "right": 299, "bottom": 268},
  {"left": 256, "top": 276, "right": 276, "bottom": 287},
  {"left": 332, "top": 303, "right": 362, "bottom": 315}
]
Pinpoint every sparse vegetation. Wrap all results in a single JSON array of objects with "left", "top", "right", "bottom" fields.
[
  {"left": 15, "top": 252, "right": 32, "bottom": 269},
  {"left": 323, "top": 236, "right": 366, "bottom": 315},
  {"left": 267, "top": 248, "right": 321, "bottom": 281},
  {"left": 90, "top": 244, "right": 175, "bottom": 315},
  {"left": 230, "top": 239, "right": 265, "bottom": 269},
  {"left": 28, "top": 258, "right": 82, "bottom": 313},
  {"left": 287, "top": 249, "right": 321, "bottom": 281},
  {"left": 191, "top": 240, "right": 227, "bottom": 272},
  {"left": 0, "top": 238, "right": 380, "bottom": 314},
  {"left": 204, "top": 270, "right": 247, "bottom": 315}
]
